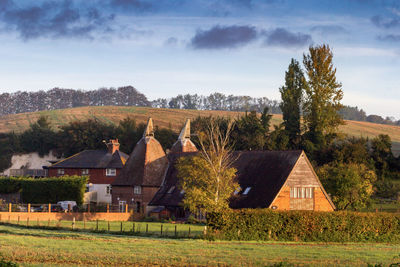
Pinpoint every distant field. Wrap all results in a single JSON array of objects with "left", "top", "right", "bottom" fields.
[
  {"left": 0, "top": 106, "right": 399, "bottom": 154},
  {"left": 0, "top": 224, "right": 400, "bottom": 266}
]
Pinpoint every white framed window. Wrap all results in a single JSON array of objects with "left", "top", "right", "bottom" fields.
[
  {"left": 106, "top": 168, "right": 116, "bottom": 176},
  {"left": 57, "top": 169, "right": 65, "bottom": 176},
  {"left": 180, "top": 189, "right": 185, "bottom": 195},
  {"left": 134, "top": 186, "right": 141, "bottom": 195},
  {"left": 167, "top": 186, "right": 175, "bottom": 194},
  {"left": 243, "top": 187, "right": 251, "bottom": 195},
  {"left": 82, "top": 169, "right": 89, "bottom": 175},
  {"left": 290, "top": 187, "right": 313, "bottom": 199},
  {"left": 106, "top": 185, "right": 111, "bottom": 195}
]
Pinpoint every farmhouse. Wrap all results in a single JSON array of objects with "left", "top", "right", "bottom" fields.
[
  {"left": 47, "top": 139, "right": 128, "bottom": 204},
  {"left": 111, "top": 118, "right": 169, "bottom": 213},
  {"left": 110, "top": 118, "right": 335, "bottom": 216}
]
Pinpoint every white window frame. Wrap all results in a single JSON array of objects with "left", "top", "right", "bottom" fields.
[
  {"left": 106, "top": 168, "right": 116, "bottom": 176},
  {"left": 290, "top": 187, "right": 313, "bottom": 199},
  {"left": 82, "top": 169, "right": 89, "bottom": 175},
  {"left": 134, "top": 186, "right": 141, "bottom": 195},
  {"left": 57, "top": 169, "right": 65, "bottom": 176}
]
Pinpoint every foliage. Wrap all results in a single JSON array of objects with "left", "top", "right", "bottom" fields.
[
  {"left": 279, "top": 58, "right": 305, "bottom": 148},
  {"left": 177, "top": 119, "right": 238, "bottom": 214},
  {"left": 207, "top": 209, "right": 400, "bottom": 242},
  {"left": 302, "top": 44, "right": 344, "bottom": 146},
  {"left": 0, "top": 176, "right": 88, "bottom": 205},
  {"left": 232, "top": 108, "right": 271, "bottom": 150},
  {"left": 317, "top": 163, "right": 377, "bottom": 210},
  {"left": 371, "top": 134, "right": 394, "bottom": 173}
]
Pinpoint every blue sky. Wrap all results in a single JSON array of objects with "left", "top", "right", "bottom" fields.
[{"left": 0, "top": 0, "right": 399, "bottom": 118}]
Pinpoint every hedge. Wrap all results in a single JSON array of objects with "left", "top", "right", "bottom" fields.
[
  {"left": 0, "top": 176, "right": 88, "bottom": 205},
  {"left": 207, "top": 209, "right": 400, "bottom": 242}
]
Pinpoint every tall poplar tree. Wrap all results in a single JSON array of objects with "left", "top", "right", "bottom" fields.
[
  {"left": 279, "top": 58, "right": 305, "bottom": 148},
  {"left": 303, "top": 44, "right": 344, "bottom": 145}
]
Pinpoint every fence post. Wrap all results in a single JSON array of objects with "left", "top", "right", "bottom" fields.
[
  {"left": 146, "top": 224, "right": 148, "bottom": 234},
  {"left": 17, "top": 216, "right": 20, "bottom": 224},
  {"left": 160, "top": 224, "right": 163, "bottom": 235},
  {"left": 48, "top": 218, "right": 50, "bottom": 227},
  {"left": 107, "top": 204, "right": 109, "bottom": 213},
  {"left": 132, "top": 222, "right": 135, "bottom": 232},
  {"left": 27, "top": 217, "right": 29, "bottom": 227},
  {"left": 48, "top": 203, "right": 51, "bottom": 213},
  {"left": 27, "top": 203, "right": 31, "bottom": 213},
  {"left": 37, "top": 218, "right": 39, "bottom": 226},
  {"left": 125, "top": 204, "right": 128, "bottom": 214},
  {"left": 72, "top": 217, "right": 75, "bottom": 230},
  {"left": 8, "top": 203, "right": 11, "bottom": 212},
  {"left": 108, "top": 221, "right": 110, "bottom": 232},
  {"left": 120, "top": 222, "right": 123, "bottom": 232},
  {"left": 175, "top": 225, "right": 177, "bottom": 237},
  {"left": 96, "top": 219, "right": 98, "bottom": 231},
  {"left": 188, "top": 226, "right": 191, "bottom": 238}
]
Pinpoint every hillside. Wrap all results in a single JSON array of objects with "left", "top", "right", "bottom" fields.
[{"left": 0, "top": 106, "right": 399, "bottom": 154}]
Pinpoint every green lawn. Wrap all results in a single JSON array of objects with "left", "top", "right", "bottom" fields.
[
  {"left": 0, "top": 224, "right": 400, "bottom": 266},
  {"left": 5, "top": 220, "right": 205, "bottom": 238}
]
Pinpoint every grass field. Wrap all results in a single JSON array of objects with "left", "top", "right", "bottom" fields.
[
  {"left": 0, "top": 224, "right": 400, "bottom": 266},
  {"left": 0, "top": 106, "right": 399, "bottom": 154},
  {"left": 4, "top": 220, "right": 205, "bottom": 238}
]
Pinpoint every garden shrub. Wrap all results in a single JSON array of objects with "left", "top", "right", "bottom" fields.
[{"left": 207, "top": 209, "right": 400, "bottom": 242}]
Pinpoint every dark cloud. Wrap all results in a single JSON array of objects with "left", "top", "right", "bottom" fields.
[
  {"left": 371, "top": 15, "right": 400, "bottom": 29},
  {"left": 264, "top": 28, "right": 312, "bottom": 47},
  {"left": 0, "top": 0, "right": 115, "bottom": 40},
  {"left": 190, "top": 25, "right": 258, "bottom": 49},
  {"left": 310, "top": 25, "right": 347, "bottom": 35},
  {"left": 108, "top": 0, "right": 153, "bottom": 12},
  {"left": 377, "top": 34, "right": 400, "bottom": 42}
]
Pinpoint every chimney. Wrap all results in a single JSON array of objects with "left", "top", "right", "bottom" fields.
[{"left": 106, "top": 139, "right": 120, "bottom": 154}]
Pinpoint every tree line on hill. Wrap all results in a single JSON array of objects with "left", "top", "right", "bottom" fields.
[
  {"left": 0, "top": 86, "right": 150, "bottom": 115},
  {"left": 0, "top": 86, "right": 398, "bottom": 127}
]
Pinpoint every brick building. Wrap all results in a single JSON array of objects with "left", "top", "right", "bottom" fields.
[
  {"left": 111, "top": 118, "right": 169, "bottom": 213},
  {"left": 47, "top": 139, "right": 128, "bottom": 204}
]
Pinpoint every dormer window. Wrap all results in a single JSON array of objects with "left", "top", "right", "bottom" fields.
[
  {"left": 167, "top": 186, "right": 175, "bottom": 194},
  {"left": 106, "top": 168, "right": 116, "bottom": 176},
  {"left": 243, "top": 187, "right": 251, "bottom": 195}
]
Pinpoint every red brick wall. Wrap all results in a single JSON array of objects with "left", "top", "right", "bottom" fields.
[
  {"left": 48, "top": 168, "right": 121, "bottom": 184},
  {"left": 0, "top": 212, "right": 142, "bottom": 221}
]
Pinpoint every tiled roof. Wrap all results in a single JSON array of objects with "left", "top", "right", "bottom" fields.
[
  {"left": 48, "top": 150, "right": 128, "bottom": 169},
  {"left": 149, "top": 150, "right": 303, "bottom": 208}
]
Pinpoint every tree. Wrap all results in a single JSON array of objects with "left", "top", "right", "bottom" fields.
[
  {"left": 232, "top": 108, "right": 271, "bottom": 150},
  {"left": 303, "top": 44, "right": 344, "bottom": 145},
  {"left": 317, "top": 163, "right": 377, "bottom": 210},
  {"left": 176, "top": 119, "right": 238, "bottom": 214},
  {"left": 279, "top": 58, "right": 305, "bottom": 148}
]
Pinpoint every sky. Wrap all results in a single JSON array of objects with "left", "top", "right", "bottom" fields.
[{"left": 0, "top": 0, "right": 399, "bottom": 118}]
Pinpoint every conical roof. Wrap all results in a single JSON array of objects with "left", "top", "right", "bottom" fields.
[
  {"left": 170, "top": 119, "right": 198, "bottom": 153},
  {"left": 112, "top": 118, "right": 168, "bottom": 186}
]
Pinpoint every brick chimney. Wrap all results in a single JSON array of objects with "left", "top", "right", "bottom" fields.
[{"left": 106, "top": 139, "right": 120, "bottom": 154}]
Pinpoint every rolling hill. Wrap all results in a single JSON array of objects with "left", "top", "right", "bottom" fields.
[{"left": 0, "top": 106, "right": 399, "bottom": 155}]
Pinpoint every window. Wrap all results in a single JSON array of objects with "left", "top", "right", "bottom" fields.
[
  {"left": 82, "top": 169, "right": 89, "bottom": 175},
  {"left": 134, "top": 186, "right": 141, "bottom": 195},
  {"left": 106, "top": 168, "right": 116, "bottom": 176},
  {"left": 233, "top": 187, "right": 241, "bottom": 195},
  {"left": 290, "top": 187, "right": 313, "bottom": 199},
  {"left": 243, "top": 187, "right": 251, "bottom": 195},
  {"left": 167, "top": 186, "right": 175, "bottom": 194},
  {"left": 106, "top": 185, "right": 111, "bottom": 195},
  {"left": 57, "top": 169, "right": 65, "bottom": 176},
  {"left": 180, "top": 189, "right": 185, "bottom": 195}
]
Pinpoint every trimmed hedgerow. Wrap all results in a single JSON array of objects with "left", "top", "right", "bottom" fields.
[
  {"left": 207, "top": 209, "right": 400, "bottom": 242},
  {"left": 0, "top": 176, "right": 87, "bottom": 205}
]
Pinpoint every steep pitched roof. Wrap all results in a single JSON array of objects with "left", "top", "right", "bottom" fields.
[
  {"left": 170, "top": 119, "right": 198, "bottom": 153},
  {"left": 149, "top": 150, "right": 304, "bottom": 208},
  {"left": 112, "top": 118, "right": 169, "bottom": 187},
  {"left": 48, "top": 150, "right": 128, "bottom": 169}
]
